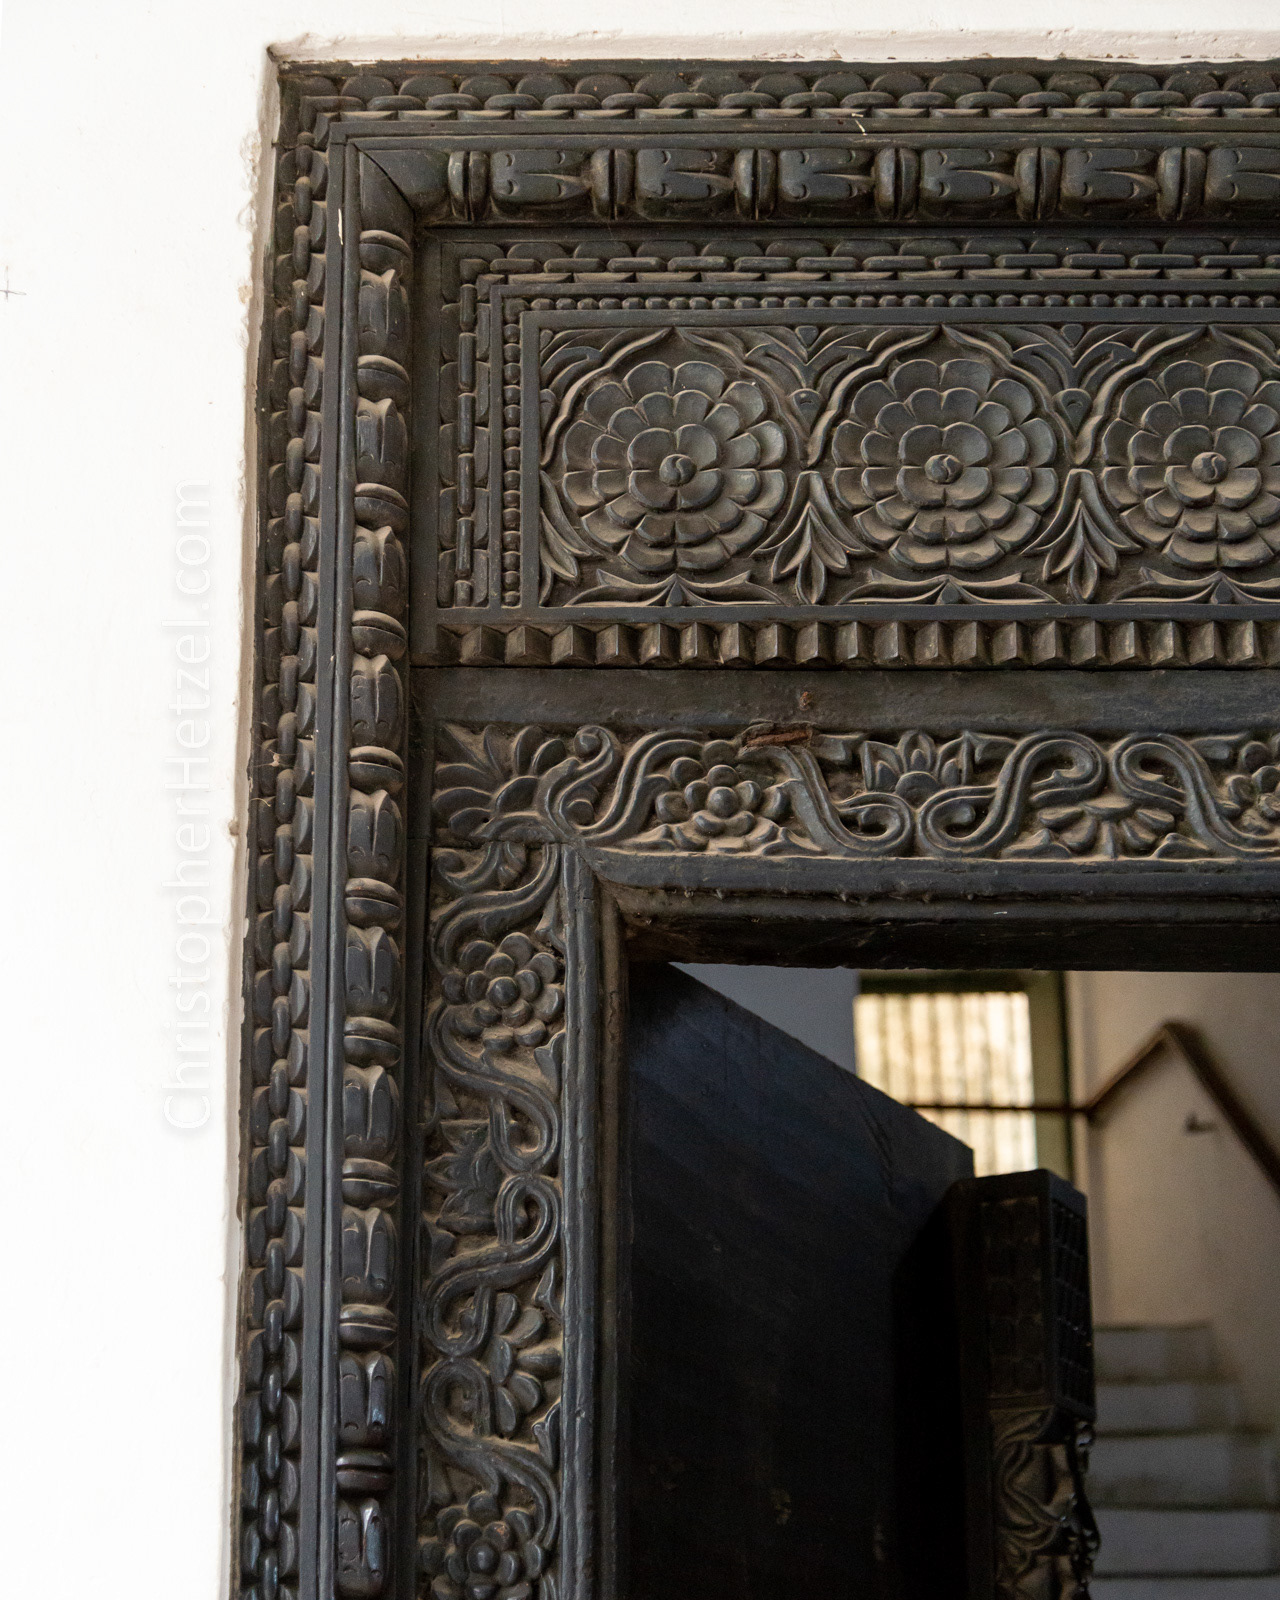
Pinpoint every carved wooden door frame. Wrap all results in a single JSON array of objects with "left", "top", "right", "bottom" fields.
[{"left": 241, "top": 57, "right": 1280, "bottom": 1600}]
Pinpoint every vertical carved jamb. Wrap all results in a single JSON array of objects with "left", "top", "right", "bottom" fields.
[
  {"left": 240, "top": 74, "right": 330, "bottom": 1600},
  {"left": 330, "top": 147, "right": 415, "bottom": 1600},
  {"left": 954, "top": 1173, "right": 1098, "bottom": 1600},
  {"left": 557, "top": 848, "right": 601, "bottom": 1599},
  {"left": 421, "top": 761, "right": 574, "bottom": 1599}
]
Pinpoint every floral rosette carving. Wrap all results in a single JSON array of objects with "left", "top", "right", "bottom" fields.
[
  {"left": 421, "top": 1492, "right": 549, "bottom": 1600},
  {"left": 1100, "top": 358, "right": 1280, "bottom": 569},
  {"left": 635, "top": 740, "right": 795, "bottom": 852},
  {"left": 560, "top": 360, "right": 787, "bottom": 574},
  {"left": 831, "top": 357, "right": 1058, "bottom": 569},
  {"left": 1224, "top": 736, "right": 1280, "bottom": 824},
  {"left": 1030, "top": 792, "right": 1179, "bottom": 859},
  {"left": 446, "top": 933, "right": 565, "bottom": 1055}
]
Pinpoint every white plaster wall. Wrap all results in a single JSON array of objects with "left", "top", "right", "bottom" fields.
[
  {"left": 1070, "top": 974, "right": 1280, "bottom": 1426},
  {"left": 6, "top": 5, "right": 1280, "bottom": 1596}
]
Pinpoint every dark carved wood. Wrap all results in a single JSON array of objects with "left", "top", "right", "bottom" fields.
[
  {"left": 239, "top": 57, "right": 1280, "bottom": 1600},
  {"left": 408, "top": 240, "right": 1280, "bottom": 662},
  {"left": 430, "top": 715, "right": 1280, "bottom": 863},
  {"left": 950, "top": 1172, "right": 1098, "bottom": 1600}
]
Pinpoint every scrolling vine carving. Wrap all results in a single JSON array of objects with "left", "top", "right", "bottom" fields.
[
  {"left": 420, "top": 836, "right": 566, "bottom": 1600},
  {"left": 989, "top": 1407, "right": 1098, "bottom": 1599},
  {"left": 430, "top": 721, "right": 1280, "bottom": 862},
  {"left": 421, "top": 720, "right": 1175, "bottom": 1600}
]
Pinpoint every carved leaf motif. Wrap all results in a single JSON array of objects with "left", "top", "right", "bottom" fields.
[
  {"left": 762, "top": 472, "right": 866, "bottom": 604},
  {"left": 1120, "top": 567, "right": 1280, "bottom": 603},
  {"left": 1025, "top": 469, "right": 1139, "bottom": 603},
  {"left": 837, "top": 571, "right": 1050, "bottom": 604},
  {"left": 427, "top": 1122, "right": 503, "bottom": 1235},
  {"left": 434, "top": 725, "right": 572, "bottom": 841},
  {"left": 539, "top": 470, "right": 596, "bottom": 598}
]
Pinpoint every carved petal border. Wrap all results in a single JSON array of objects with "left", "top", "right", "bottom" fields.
[{"left": 239, "top": 60, "right": 1280, "bottom": 1600}]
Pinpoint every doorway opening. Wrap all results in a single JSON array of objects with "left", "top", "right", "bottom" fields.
[{"left": 623, "top": 959, "right": 1280, "bottom": 1598}]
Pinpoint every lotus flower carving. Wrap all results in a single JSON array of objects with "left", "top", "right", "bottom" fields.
[
  {"left": 560, "top": 360, "right": 786, "bottom": 574},
  {"left": 831, "top": 357, "right": 1058, "bottom": 569},
  {"left": 1100, "top": 359, "right": 1280, "bottom": 569}
]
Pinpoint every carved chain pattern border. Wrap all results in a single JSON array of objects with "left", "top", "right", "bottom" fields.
[
  {"left": 243, "top": 61, "right": 1280, "bottom": 1600},
  {"left": 239, "top": 94, "right": 326, "bottom": 1600},
  {"left": 333, "top": 150, "right": 414, "bottom": 1599},
  {"left": 242, "top": 87, "right": 417, "bottom": 1600},
  {"left": 286, "top": 59, "right": 1280, "bottom": 119}
]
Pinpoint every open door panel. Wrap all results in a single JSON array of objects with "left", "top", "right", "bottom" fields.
[{"left": 625, "top": 964, "right": 974, "bottom": 1598}]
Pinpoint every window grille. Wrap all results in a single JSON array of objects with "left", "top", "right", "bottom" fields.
[{"left": 854, "top": 974, "right": 1069, "bottom": 1178}]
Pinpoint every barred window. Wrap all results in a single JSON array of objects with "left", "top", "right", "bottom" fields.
[{"left": 854, "top": 973, "right": 1070, "bottom": 1178}]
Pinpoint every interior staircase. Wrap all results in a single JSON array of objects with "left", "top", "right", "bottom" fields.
[{"left": 1091, "top": 1325, "right": 1280, "bottom": 1597}]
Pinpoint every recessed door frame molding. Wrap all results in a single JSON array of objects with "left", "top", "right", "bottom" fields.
[{"left": 239, "top": 58, "right": 1280, "bottom": 1600}]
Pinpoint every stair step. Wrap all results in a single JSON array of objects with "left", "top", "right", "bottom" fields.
[
  {"left": 1091, "top": 1432, "right": 1279, "bottom": 1508},
  {"left": 1096, "top": 1325, "right": 1218, "bottom": 1384},
  {"left": 1095, "top": 1508, "right": 1280, "bottom": 1575},
  {"left": 1092, "top": 1577, "right": 1280, "bottom": 1598},
  {"left": 1099, "top": 1380, "right": 1243, "bottom": 1435}
]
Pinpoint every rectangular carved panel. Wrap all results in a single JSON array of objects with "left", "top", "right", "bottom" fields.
[{"left": 414, "top": 233, "right": 1280, "bottom": 664}]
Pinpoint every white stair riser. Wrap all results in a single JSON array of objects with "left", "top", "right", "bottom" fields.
[
  {"left": 1096, "top": 1326, "right": 1218, "bottom": 1385},
  {"left": 1095, "top": 1509, "right": 1280, "bottom": 1575},
  {"left": 1099, "top": 1381, "right": 1243, "bottom": 1435},
  {"left": 1091, "top": 1432, "right": 1279, "bottom": 1508},
  {"left": 1092, "top": 1577, "right": 1280, "bottom": 1599}
]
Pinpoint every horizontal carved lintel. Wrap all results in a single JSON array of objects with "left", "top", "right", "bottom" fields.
[{"left": 361, "top": 136, "right": 1280, "bottom": 226}]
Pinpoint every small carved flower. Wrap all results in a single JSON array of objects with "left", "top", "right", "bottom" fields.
[
  {"left": 1101, "top": 359, "right": 1280, "bottom": 568},
  {"left": 421, "top": 1493, "right": 545, "bottom": 1600},
  {"left": 482, "top": 1290, "right": 561, "bottom": 1438},
  {"left": 649, "top": 740, "right": 789, "bottom": 849},
  {"left": 1036, "top": 795, "right": 1178, "bottom": 858},
  {"left": 1221, "top": 737, "right": 1280, "bottom": 824},
  {"left": 832, "top": 357, "right": 1057, "bottom": 569},
  {"left": 447, "top": 934, "right": 564, "bottom": 1052},
  {"left": 855, "top": 732, "right": 974, "bottom": 805},
  {"left": 561, "top": 360, "right": 787, "bottom": 573}
]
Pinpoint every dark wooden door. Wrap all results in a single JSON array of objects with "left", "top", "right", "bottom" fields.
[{"left": 624, "top": 964, "right": 974, "bottom": 1599}]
